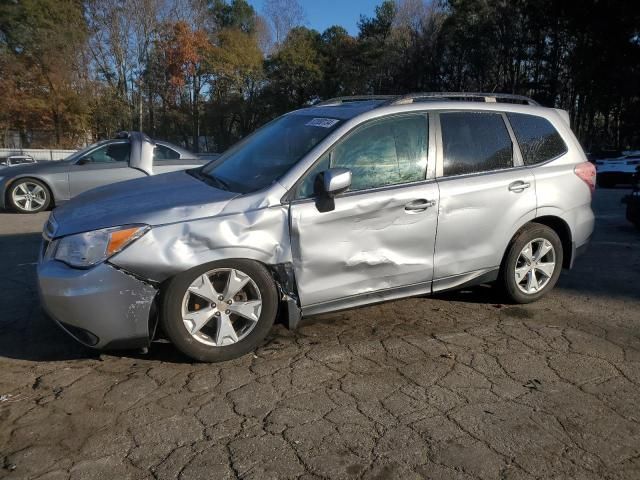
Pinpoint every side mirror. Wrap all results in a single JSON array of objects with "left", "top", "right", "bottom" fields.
[
  {"left": 77, "top": 158, "right": 89, "bottom": 165},
  {"left": 321, "top": 168, "right": 352, "bottom": 198}
]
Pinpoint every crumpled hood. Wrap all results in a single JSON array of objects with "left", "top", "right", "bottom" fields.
[{"left": 52, "top": 170, "right": 239, "bottom": 237}]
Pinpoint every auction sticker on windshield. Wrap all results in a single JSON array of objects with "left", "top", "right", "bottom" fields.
[{"left": 306, "top": 118, "right": 340, "bottom": 128}]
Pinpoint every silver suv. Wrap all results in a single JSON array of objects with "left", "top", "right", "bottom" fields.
[{"left": 38, "top": 93, "right": 596, "bottom": 362}]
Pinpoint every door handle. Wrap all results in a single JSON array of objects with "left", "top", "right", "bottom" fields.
[
  {"left": 508, "top": 181, "right": 531, "bottom": 192},
  {"left": 404, "top": 199, "right": 436, "bottom": 211}
]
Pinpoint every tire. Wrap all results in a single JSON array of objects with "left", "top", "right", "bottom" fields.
[
  {"left": 500, "top": 223, "right": 563, "bottom": 304},
  {"left": 8, "top": 178, "right": 51, "bottom": 213},
  {"left": 160, "top": 259, "right": 278, "bottom": 362}
]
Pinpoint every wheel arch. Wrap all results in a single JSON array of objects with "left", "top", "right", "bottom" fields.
[
  {"left": 530, "top": 215, "right": 572, "bottom": 268},
  {"left": 503, "top": 215, "right": 573, "bottom": 270},
  {"left": 152, "top": 257, "right": 301, "bottom": 334}
]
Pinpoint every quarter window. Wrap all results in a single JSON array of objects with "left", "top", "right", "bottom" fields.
[
  {"left": 153, "top": 144, "right": 181, "bottom": 161},
  {"left": 507, "top": 113, "right": 568, "bottom": 165},
  {"left": 296, "top": 115, "right": 428, "bottom": 198},
  {"left": 440, "top": 112, "right": 513, "bottom": 176}
]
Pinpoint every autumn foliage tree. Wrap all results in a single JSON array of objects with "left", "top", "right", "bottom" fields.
[
  {"left": 1, "top": 0, "right": 639, "bottom": 152},
  {"left": 152, "top": 21, "right": 214, "bottom": 151},
  {"left": 0, "top": 0, "right": 90, "bottom": 147}
]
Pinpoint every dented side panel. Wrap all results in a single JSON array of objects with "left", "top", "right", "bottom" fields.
[
  {"left": 289, "top": 181, "right": 440, "bottom": 307},
  {"left": 110, "top": 198, "right": 293, "bottom": 284},
  {"left": 434, "top": 169, "right": 537, "bottom": 278}
]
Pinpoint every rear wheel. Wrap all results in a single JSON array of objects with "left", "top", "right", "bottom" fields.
[
  {"left": 500, "top": 223, "right": 563, "bottom": 303},
  {"left": 161, "top": 260, "right": 278, "bottom": 362},
  {"left": 8, "top": 178, "right": 50, "bottom": 213}
]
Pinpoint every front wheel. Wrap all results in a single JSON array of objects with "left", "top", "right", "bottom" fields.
[
  {"left": 160, "top": 260, "right": 278, "bottom": 362},
  {"left": 500, "top": 223, "right": 563, "bottom": 304},
  {"left": 8, "top": 178, "right": 51, "bottom": 213}
]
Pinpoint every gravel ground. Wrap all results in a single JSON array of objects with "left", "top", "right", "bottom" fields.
[{"left": 0, "top": 188, "right": 639, "bottom": 480}]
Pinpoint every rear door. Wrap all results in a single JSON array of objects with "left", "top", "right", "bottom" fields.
[
  {"left": 433, "top": 111, "right": 536, "bottom": 289},
  {"left": 289, "top": 113, "right": 440, "bottom": 313},
  {"left": 68, "top": 140, "right": 145, "bottom": 196}
]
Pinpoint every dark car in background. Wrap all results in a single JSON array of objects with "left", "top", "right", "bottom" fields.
[{"left": 0, "top": 132, "right": 206, "bottom": 213}]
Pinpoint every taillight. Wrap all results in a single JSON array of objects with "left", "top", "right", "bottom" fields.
[{"left": 575, "top": 161, "right": 596, "bottom": 193}]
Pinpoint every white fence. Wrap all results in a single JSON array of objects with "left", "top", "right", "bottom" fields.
[{"left": 0, "top": 148, "right": 77, "bottom": 162}]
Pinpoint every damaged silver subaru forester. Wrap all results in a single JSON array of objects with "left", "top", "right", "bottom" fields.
[{"left": 38, "top": 93, "right": 596, "bottom": 362}]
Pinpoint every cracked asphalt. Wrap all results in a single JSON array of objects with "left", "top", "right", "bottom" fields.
[{"left": 0, "top": 188, "right": 639, "bottom": 480}]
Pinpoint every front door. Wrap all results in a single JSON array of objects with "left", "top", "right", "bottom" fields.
[
  {"left": 433, "top": 111, "right": 537, "bottom": 286},
  {"left": 68, "top": 140, "right": 145, "bottom": 196},
  {"left": 288, "top": 113, "right": 440, "bottom": 314}
]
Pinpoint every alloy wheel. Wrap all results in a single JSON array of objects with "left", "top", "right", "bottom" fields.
[
  {"left": 514, "top": 238, "right": 556, "bottom": 294},
  {"left": 181, "top": 268, "right": 262, "bottom": 347},
  {"left": 12, "top": 182, "right": 47, "bottom": 212}
]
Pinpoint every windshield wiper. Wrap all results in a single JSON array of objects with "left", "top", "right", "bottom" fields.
[
  {"left": 206, "top": 173, "right": 230, "bottom": 191},
  {"left": 189, "top": 168, "right": 230, "bottom": 191}
]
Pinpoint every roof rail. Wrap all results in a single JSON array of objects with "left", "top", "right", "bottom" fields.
[
  {"left": 314, "top": 95, "right": 397, "bottom": 107},
  {"left": 386, "top": 92, "right": 539, "bottom": 106}
]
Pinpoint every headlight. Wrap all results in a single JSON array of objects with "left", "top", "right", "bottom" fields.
[{"left": 52, "top": 225, "right": 149, "bottom": 268}]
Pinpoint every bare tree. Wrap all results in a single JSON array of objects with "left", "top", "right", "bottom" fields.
[
  {"left": 254, "top": 15, "right": 274, "bottom": 55},
  {"left": 85, "top": 0, "right": 171, "bottom": 130},
  {"left": 393, "top": 0, "right": 430, "bottom": 33},
  {"left": 262, "top": 0, "right": 306, "bottom": 47}
]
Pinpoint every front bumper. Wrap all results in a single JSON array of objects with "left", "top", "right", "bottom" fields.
[{"left": 37, "top": 260, "right": 158, "bottom": 349}]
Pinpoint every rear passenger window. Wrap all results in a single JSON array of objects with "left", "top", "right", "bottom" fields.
[
  {"left": 440, "top": 112, "right": 513, "bottom": 176},
  {"left": 507, "top": 113, "right": 568, "bottom": 165}
]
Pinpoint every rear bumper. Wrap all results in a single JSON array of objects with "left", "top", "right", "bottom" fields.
[
  {"left": 562, "top": 204, "right": 594, "bottom": 269},
  {"left": 37, "top": 260, "right": 157, "bottom": 349},
  {"left": 570, "top": 237, "right": 590, "bottom": 268}
]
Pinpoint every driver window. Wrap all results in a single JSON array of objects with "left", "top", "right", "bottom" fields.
[
  {"left": 295, "top": 114, "right": 428, "bottom": 199},
  {"left": 79, "top": 142, "right": 130, "bottom": 164}
]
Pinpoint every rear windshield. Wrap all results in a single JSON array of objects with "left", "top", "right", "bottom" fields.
[{"left": 202, "top": 115, "right": 342, "bottom": 193}]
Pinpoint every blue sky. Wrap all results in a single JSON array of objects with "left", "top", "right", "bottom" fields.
[{"left": 248, "top": 0, "right": 380, "bottom": 36}]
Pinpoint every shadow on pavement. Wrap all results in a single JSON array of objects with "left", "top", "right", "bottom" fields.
[
  {"left": 0, "top": 232, "right": 97, "bottom": 362},
  {"left": 1, "top": 187, "right": 638, "bottom": 363},
  {"left": 0, "top": 232, "right": 200, "bottom": 364}
]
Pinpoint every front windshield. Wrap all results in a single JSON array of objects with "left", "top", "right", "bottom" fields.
[{"left": 201, "top": 114, "right": 343, "bottom": 193}]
